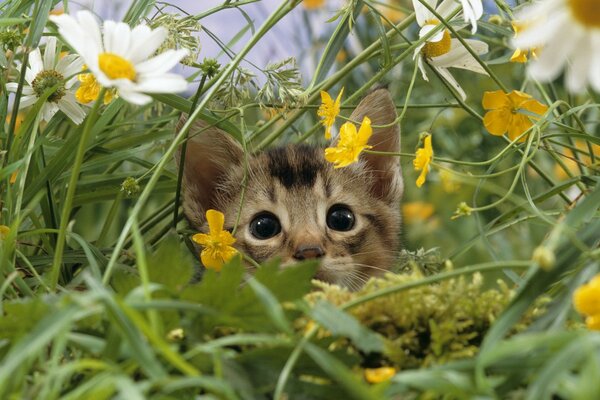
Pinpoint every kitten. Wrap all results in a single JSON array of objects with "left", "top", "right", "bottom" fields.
[{"left": 176, "top": 88, "right": 403, "bottom": 289}]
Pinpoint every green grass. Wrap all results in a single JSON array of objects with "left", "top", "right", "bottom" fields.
[{"left": 1, "top": 0, "right": 599, "bottom": 398}]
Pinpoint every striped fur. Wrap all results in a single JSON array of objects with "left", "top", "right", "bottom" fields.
[{"left": 176, "top": 88, "right": 403, "bottom": 289}]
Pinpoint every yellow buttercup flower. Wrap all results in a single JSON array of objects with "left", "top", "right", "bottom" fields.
[
  {"left": 317, "top": 87, "right": 344, "bottom": 139},
  {"left": 364, "top": 366, "right": 396, "bottom": 383},
  {"left": 573, "top": 274, "right": 600, "bottom": 331},
  {"left": 324, "top": 116, "right": 372, "bottom": 168},
  {"left": 76, "top": 66, "right": 115, "bottom": 105},
  {"left": 192, "top": 209, "right": 238, "bottom": 272},
  {"left": 413, "top": 134, "right": 433, "bottom": 188},
  {"left": 482, "top": 90, "right": 548, "bottom": 142},
  {"left": 303, "top": 0, "right": 325, "bottom": 10},
  {"left": 402, "top": 202, "right": 435, "bottom": 224}
]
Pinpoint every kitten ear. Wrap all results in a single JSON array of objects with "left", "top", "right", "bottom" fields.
[
  {"left": 349, "top": 87, "right": 403, "bottom": 203},
  {"left": 175, "top": 115, "right": 244, "bottom": 228}
]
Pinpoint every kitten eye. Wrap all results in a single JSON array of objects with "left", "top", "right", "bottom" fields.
[
  {"left": 327, "top": 204, "right": 355, "bottom": 232},
  {"left": 249, "top": 212, "right": 281, "bottom": 240}
]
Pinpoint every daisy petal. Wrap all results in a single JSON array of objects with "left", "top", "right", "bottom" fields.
[
  {"left": 412, "top": 0, "right": 437, "bottom": 26},
  {"left": 29, "top": 48, "right": 43, "bottom": 75},
  {"left": 58, "top": 94, "right": 86, "bottom": 124},
  {"left": 43, "top": 37, "right": 57, "bottom": 70},
  {"left": 135, "top": 49, "right": 188, "bottom": 75},
  {"left": 436, "top": 67, "right": 466, "bottom": 101},
  {"left": 135, "top": 74, "right": 188, "bottom": 93},
  {"left": 19, "top": 95, "right": 38, "bottom": 108},
  {"left": 118, "top": 89, "right": 152, "bottom": 105},
  {"left": 104, "top": 21, "right": 132, "bottom": 56},
  {"left": 57, "top": 55, "right": 84, "bottom": 84},
  {"left": 129, "top": 26, "right": 167, "bottom": 64},
  {"left": 430, "top": 39, "right": 488, "bottom": 75},
  {"left": 528, "top": 27, "right": 577, "bottom": 82},
  {"left": 41, "top": 102, "right": 60, "bottom": 122}
]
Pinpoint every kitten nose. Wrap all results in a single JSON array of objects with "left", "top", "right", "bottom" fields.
[{"left": 293, "top": 245, "right": 325, "bottom": 260}]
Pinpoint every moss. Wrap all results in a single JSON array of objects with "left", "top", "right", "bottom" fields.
[{"left": 304, "top": 270, "right": 546, "bottom": 370}]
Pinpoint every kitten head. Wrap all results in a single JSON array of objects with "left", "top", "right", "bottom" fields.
[{"left": 176, "top": 88, "right": 403, "bottom": 288}]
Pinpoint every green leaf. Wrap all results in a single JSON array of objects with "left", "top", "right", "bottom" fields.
[
  {"left": 304, "top": 342, "right": 378, "bottom": 400},
  {"left": 310, "top": 300, "right": 384, "bottom": 354},
  {"left": 253, "top": 259, "right": 318, "bottom": 302},
  {"left": 147, "top": 233, "right": 194, "bottom": 292}
]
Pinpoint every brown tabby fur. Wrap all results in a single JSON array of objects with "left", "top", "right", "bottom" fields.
[{"left": 175, "top": 88, "right": 403, "bottom": 289}]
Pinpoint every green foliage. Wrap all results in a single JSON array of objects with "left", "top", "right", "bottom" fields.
[{"left": 1, "top": 0, "right": 600, "bottom": 399}]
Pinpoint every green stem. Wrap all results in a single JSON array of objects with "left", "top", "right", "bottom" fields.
[
  {"left": 173, "top": 74, "right": 209, "bottom": 229},
  {"left": 50, "top": 88, "right": 106, "bottom": 290}
]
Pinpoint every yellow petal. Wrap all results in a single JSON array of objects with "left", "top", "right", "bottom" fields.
[
  {"left": 320, "top": 90, "right": 333, "bottom": 106},
  {"left": 364, "top": 367, "right": 396, "bottom": 383},
  {"left": 201, "top": 249, "right": 224, "bottom": 272},
  {"left": 521, "top": 98, "right": 548, "bottom": 117},
  {"left": 508, "top": 90, "right": 532, "bottom": 108},
  {"left": 586, "top": 315, "right": 600, "bottom": 331},
  {"left": 206, "top": 209, "right": 225, "bottom": 236},
  {"left": 483, "top": 110, "right": 509, "bottom": 136},
  {"left": 510, "top": 48, "right": 528, "bottom": 63},
  {"left": 192, "top": 233, "right": 211, "bottom": 246},
  {"left": 574, "top": 283, "right": 600, "bottom": 316},
  {"left": 357, "top": 116, "right": 373, "bottom": 146},
  {"left": 482, "top": 90, "right": 508, "bottom": 110},
  {"left": 334, "top": 87, "right": 344, "bottom": 107},
  {"left": 218, "top": 230, "right": 237, "bottom": 247},
  {"left": 416, "top": 167, "right": 428, "bottom": 188},
  {"left": 507, "top": 114, "right": 532, "bottom": 142},
  {"left": 338, "top": 121, "right": 358, "bottom": 144}
]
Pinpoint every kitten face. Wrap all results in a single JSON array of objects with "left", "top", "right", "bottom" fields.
[{"left": 176, "top": 88, "right": 403, "bottom": 289}]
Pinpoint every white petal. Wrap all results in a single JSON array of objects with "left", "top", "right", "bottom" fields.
[
  {"left": 25, "top": 67, "right": 37, "bottom": 86},
  {"left": 41, "top": 102, "right": 59, "bottom": 122},
  {"left": 135, "top": 49, "right": 188, "bottom": 76},
  {"left": 589, "top": 33, "right": 600, "bottom": 92},
  {"left": 513, "top": 11, "right": 568, "bottom": 50},
  {"left": 565, "top": 38, "right": 593, "bottom": 93},
  {"left": 437, "top": 0, "right": 458, "bottom": 20},
  {"left": 129, "top": 26, "right": 167, "bottom": 64},
  {"left": 77, "top": 11, "right": 103, "bottom": 53},
  {"left": 436, "top": 66, "right": 466, "bottom": 101},
  {"left": 50, "top": 12, "right": 102, "bottom": 65},
  {"left": 417, "top": 56, "right": 429, "bottom": 81},
  {"left": 29, "top": 48, "right": 43, "bottom": 75},
  {"left": 461, "top": 0, "right": 482, "bottom": 33},
  {"left": 57, "top": 54, "right": 84, "bottom": 79},
  {"left": 412, "top": 0, "right": 437, "bottom": 26},
  {"left": 118, "top": 89, "right": 152, "bottom": 105},
  {"left": 58, "top": 94, "right": 86, "bottom": 124},
  {"left": 430, "top": 39, "right": 488, "bottom": 74},
  {"left": 528, "top": 28, "right": 578, "bottom": 82},
  {"left": 103, "top": 21, "right": 133, "bottom": 57},
  {"left": 135, "top": 74, "right": 188, "bottom": 93},
  {"left": 43, "top": 36, "right": 57, "bottom": 70},
  {"left": 419, "top": 24, "right": 444, "bottom": 43},
  {"left": 19, "top": 95, "right": 38, "bottom": 108},
  {"left": 6, "top": 82, "right": 34, "bottom": 95}
]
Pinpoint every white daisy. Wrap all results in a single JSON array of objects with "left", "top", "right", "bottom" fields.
[
  {"left": 413, "top": 0, "right": 483, "bottom": 34},
  {"left": 6, "top": 37, "right": 86, "bottom": 124},
  {"left": 412, "top": 0, "right": 488, "bottom": 100},
  {"left": 49, "top": 11, "right": 189, "bottom": 105},
  {"left": 512, "top": 0, "right": 600, "bottom": 93}
]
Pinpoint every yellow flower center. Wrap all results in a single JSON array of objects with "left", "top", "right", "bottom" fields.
[
  {"left": 98, "top": 53, "right": 136, "bottom": 81},
  {"left": 422, "top": 29, "right": 452, "bottom": 58},
  {"left": 568, "top": 0, "right": 600, "bottom": 28}
]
